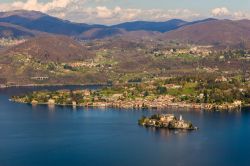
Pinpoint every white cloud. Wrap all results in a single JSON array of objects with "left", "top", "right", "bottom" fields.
[
  {"left": 95, "top": 6, "right": 113, "bottom": 18},
  {"left": 0, "top": 0, "right": 202, "bottom": 24},
  {"left": 233, "top": 11, "right": 249, "bottom": 19},
  {"left": 63, "top": 6, "right": 200, "bottom": 24},
  {"left": 211, "top": 7, "right": 250, "bottom": 20},
  {"left": 211, "top": 7, "right": 230, "bottom": 17},
  {"left": 0, "top": 0, "right": 75, "bottom": 12}
]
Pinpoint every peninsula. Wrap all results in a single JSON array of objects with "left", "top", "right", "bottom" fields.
[{"left": 11, "top": 74, "right": 249, "bottom": 111}]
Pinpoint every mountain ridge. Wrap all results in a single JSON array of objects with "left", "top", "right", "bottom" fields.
[
  {"left": 0, "top": 10, "right": 250, "bottom": 48},
  {"left": 161, "top": 19, "right": 250, "bottom": 48},
  {"left": 0, "top": 10, "right": 224, "bottom": 39}
]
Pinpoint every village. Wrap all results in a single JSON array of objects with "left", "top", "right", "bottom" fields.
[
  {"left": 152, "top": 45, "right": 214, "bottom": 57},
  {"left": 11, "top": 73, "right": 249, "bottom": 111},
  {"left": 0, "top": 38, "right": 26, "bottom": 48}
]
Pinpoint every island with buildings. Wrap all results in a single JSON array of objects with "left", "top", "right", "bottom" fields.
[{"left": 138, "top": 114, "right": 198, "bottom": 130}]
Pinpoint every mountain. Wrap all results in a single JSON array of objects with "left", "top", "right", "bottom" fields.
[
  {"left": 0, "top": 22, "right": 47, "bottom": 38},
  {"left": 162, "top": 19, "right": 250, "bottom": 48},
  {"left": 80, "top": 28, "right": 126, "bottom": 39},
  {"left": 183, "top": 18, "right": 218, "bottom": 26},
  {"left": 1, "top": 10, "right": 250, "bottom": 48},
  {"left": 112, "top": 19, "right": 187, "bottom": 32},
  {"left": 0, "top": 10, "right": 46, "bottom": 19},
  {"left": 0, "top": 11, "right": 218, "bottom": 38},
  {"left": 5, "top": 35, "right": 94, "bottom": 62},
  {"left": 0, "top": 10, "right": 189, "bottom": 36},
  {"left": 0, "top": 10, "right": 105, "bottom": 36}
]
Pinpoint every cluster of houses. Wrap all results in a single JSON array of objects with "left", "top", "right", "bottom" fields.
[
  {"left": 153, "top": 45, "right": 213, "bottom": 57},
  {"left": 0, "top": 38, "right": 26, "bottom": 47},
  {"left": 67, "top": 61, "right": 96, "bottom": 68},
  {"left": 24, "top": 88, "right": 202, "bottom": 109},
  {"left": 203, "top": 100, "right": 242, "bottom": 110},
  {"left": 164, "top": 84, "right": 182, "bottom": 89},
  {"left": 30, "top": 76, "right": 49, "bottom": 81},
  {"left": 202, "top": 67, "right": 219, "bottom": 73},
  {"left": 13, "top": 79, "right": 245, "bottom": 111},
  {"left": 139, "top": 114, "right": 197, "bottom": 130},
  {"left": 215, "top": 76, "right": 228, "bottom": 82}
]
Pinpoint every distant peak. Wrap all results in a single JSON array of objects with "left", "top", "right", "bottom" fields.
[{"left": 0, "top": 10, "right": 47, "bottom": 20}]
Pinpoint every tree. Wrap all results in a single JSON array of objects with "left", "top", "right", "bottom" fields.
[
  {"left": 156, "top": 86, "right": 167, "bottom": 94},
  {"left": 204, "top": 90, "right": 208, "bottom": 103},
  {"left": 144, "top": 91, "right": 149, "bottom": 97}
]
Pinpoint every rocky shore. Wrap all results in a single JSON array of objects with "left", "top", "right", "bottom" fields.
[{"left": 138, "top": 114, "right": 198, "bottom": 130}]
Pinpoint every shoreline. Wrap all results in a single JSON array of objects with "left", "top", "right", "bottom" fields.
[
  {"left": 0, "top": 83, "right": 109, "bottom": 89},
  {"left": 11, "top": 99, "right": 245, "bottom": 111},
  {"left": 8, "top": 85, "right": 247, "bottom": 112}
]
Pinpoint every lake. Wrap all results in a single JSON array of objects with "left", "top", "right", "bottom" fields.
[{"left": 0, "top": 86, "right": 250, "bottom": 166}]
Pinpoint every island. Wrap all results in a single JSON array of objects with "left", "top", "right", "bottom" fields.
[{"left": 138, "top": 114, "right": 198, "bottom": 130}]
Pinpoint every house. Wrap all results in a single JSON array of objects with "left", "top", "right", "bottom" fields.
[
  {"left": 48, "top": 99, "right": 55, "bottom": 105},
  {"left": 198, "top": 93, "right": 204, "bottom": 99},
  {"left": 215, "top": 76, "right": 228, "bottom": 82},
  {"left": 31, "top": 100, "right": 38, "bottom": 105},
  {"left": 160, "top": 114, "right": 175, "bottom": 122},
  {"left": 112, "top": 94, "right": 123, "bottom": 99},
  {"left": 31, "top": 77, "right": 49, "bottom": 81},
  {"left": 165, "top": 84, "right": 182, "bottom": 89},
  {"left": 233, "top": 100, "right": 242, "bottom": 106},
  {"left": 83, "top": 90, "right": 91, "bottom": 96},
  {"left": 72, "top": 101, "right": 77, "bottom": 106}
]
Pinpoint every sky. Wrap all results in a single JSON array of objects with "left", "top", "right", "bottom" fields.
[{"left": 0, "top": 0, "right": 249, "bottom": 24}]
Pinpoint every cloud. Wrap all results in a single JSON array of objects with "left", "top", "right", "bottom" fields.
[
  {"left": 211, "top": 7, "right": 250, "bottom": 20},
  {"left": 0, "top": 0, "right": 202, "bottom": 24},
  {"left": 95, "top": 6, "right": 113, "bottom": 18},
  {"left": 1, "top": 1, "right": 249, "bottom": 24},
  {"left": 9, "top": 0, "right": 250, "bottom": 25},
  {"left": 0, "top": 0, "right": 74, "bottom": 12},
  {"left": 58, "top": 6, "right": 200, "bottom": 24},
  {"left": 211, "top": 7, "right": 230, "bottom": 17},
  {"left": 233, "top": 11, "right": 249, "bottom": 19}
]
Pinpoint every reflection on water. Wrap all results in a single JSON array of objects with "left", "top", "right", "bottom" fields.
[
  {"left": 72, "top": 105, "right": 77, "bottom": 111},
  {"left": 144, "top": 126, "right": 193, "bottom": 139},
  {"left": 48, "top": 104, "right": 56, "bottom": 112}
]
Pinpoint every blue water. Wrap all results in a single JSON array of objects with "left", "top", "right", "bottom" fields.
[{"left": 0, "top": 86, "right": 250, "bottom": 166}]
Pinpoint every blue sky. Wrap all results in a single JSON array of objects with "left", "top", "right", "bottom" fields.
[{"left": 0, "top": 0, "right": 249, "bottom": 24}]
